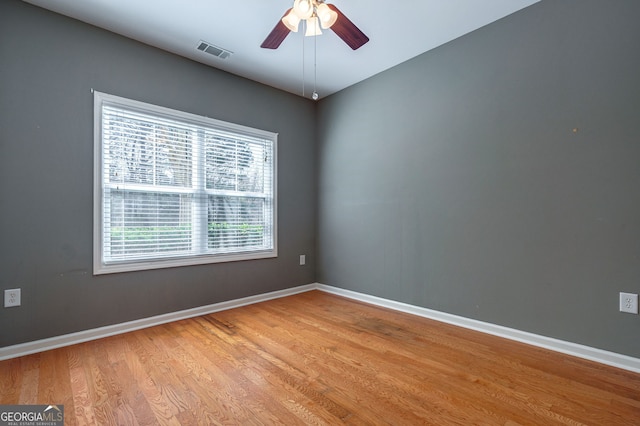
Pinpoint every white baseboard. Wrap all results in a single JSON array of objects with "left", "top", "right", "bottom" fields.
[
  {"left": 316, "top": 284, "right": 640, "bottom": 374},
  {"left": 2, "top": 282, "right": 639, "bottom": 374},
  {"left": 0, "top": 284, "right": 316, "bottom": 361}
]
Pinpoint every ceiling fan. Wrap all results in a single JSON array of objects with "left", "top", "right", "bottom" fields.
[{"left": 261, "top": 0, "right": 369, "bottom": 50}]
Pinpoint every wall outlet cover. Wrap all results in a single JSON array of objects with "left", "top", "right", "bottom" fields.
[
  {"left": 4, "top": 288, "right": 21, "bottom": 308},
  {"left": 619, "top": 292, "right": 638, "bottom": 314}
]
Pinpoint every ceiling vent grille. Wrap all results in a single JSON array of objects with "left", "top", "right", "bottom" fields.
[{"left": 197, "top": 41, "right": 232, "bottom": 59}]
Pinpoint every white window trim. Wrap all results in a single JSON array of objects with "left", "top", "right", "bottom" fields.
[{"left": 93, "top": 91, "right": 278, "bottom": 275}]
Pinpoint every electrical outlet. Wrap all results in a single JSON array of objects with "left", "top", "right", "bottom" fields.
[
  {"left": 299, "top": 255, "right": 306, "bottom": 266},
  {"left": 619, "top": 292, "right": 638, "bottom": 314},
  {"left": 4, "top": 288, "right": 21, "bottom": 308}
]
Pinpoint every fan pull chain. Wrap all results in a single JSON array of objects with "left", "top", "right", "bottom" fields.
[
  {"left": 302, "top": 19, "right": 306, "bottom": 98},
  {"left": 312, "top": 24, "right": 318, "bottom": 101}
]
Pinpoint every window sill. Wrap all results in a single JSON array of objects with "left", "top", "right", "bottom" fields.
[{"left": 93, "top": 250, "right": 277, "bottom": 275}]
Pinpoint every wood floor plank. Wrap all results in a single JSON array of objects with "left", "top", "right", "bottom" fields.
[
  {"left": 1, "top": 290, "right": 639, "bottom": 425},
  {"left": 0, "top": 358, "right": 24, "bottom": 404},
  {"left": 17, "top": 367, "right": 39, "bottom": 404}
]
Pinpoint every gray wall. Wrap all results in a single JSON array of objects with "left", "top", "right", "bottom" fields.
[
  {"left": 317, "top": 0, "right": 640, "bottom": 357},
  {"left": 0, "top": 0, "right": 316, "bottom": 346}
]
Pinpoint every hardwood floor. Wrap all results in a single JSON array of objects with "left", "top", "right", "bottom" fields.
[{"left": 1, "top": 290, "right": 639, "bottom": 425}]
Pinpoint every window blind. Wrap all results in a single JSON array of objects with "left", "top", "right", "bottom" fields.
[{"left": 94, "top": 92, "right": 276, "bottom": 274}]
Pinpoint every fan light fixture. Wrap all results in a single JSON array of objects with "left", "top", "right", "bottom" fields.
[
  {"left": 316, "top": 3, "right": 338, "bottom": 29},
  {"left": 262, "top": 2, "right": 369, "bottom": 50},
  {"left": 305, "top": 16, "right": 323, "bottom": 36},
  {"left": 261, "top": 1, "right": 370, "bottom": 100},
  {"left": 283, "top": 0, "right": 338, "bottom": 35}
]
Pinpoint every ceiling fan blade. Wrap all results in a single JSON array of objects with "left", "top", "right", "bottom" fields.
[
  {"left": 261, "top": 9, "right": 292, "bottom": 49},
  {"left": 327, "top": 4, "right": 369, "bottom": 50}
]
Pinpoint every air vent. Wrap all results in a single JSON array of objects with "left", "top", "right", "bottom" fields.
[{"left": 197, "top": 41, "right": 233, "bottom": 59}]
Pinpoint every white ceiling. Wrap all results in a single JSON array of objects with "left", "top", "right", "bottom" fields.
[{"left": 22, "top": 0, "right": 539, "bottom": 99}]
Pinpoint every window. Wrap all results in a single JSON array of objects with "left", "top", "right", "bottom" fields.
[{"left": 93, "top": 92, "right": 277, "bottom": 274}]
